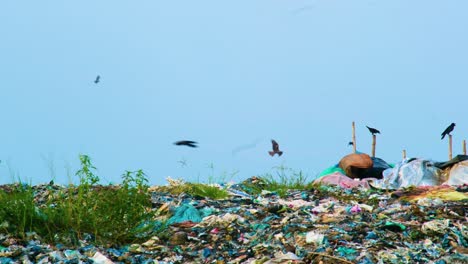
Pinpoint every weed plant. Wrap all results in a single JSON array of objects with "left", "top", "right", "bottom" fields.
[
  {"left": 158, "top": 181, "right": 229, "bottom": 200},
  {"left": 0, "top": 155, "right": 157, "bottom": 247},
  {"left": 189, "top": 183, "right": 229, "bottom": 199},
  {"left": 0, "top": 184, "right": 40, "bottom": 238},
  {"left": 242, "top": 165, "right": 311, "bottom": 197},
  {"left": 0, "top": 156, "right": 312, "bottom": 247}
]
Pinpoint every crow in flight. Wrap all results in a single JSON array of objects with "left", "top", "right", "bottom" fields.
[
  {"left": 441, "top": 123, "right": 456, "bottom": 140},
  {"left": 94, "top": 75, "right": 100, "bottom": 84},
  {"left": 348, "top": 141, "right": 354, "bottom": 146},
  {"left": 174, "top": 140, "right": 198, "bottom": 148},
  {"left": 269, "top": 139, "right": 283, "bottom": 156},
  {"left": 366, "top": 126, "right": 380, "bottom": 135}
]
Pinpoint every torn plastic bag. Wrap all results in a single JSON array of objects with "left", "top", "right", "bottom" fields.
[
  {"left": 313, "top": 172, "right": 373, "bottom": 189},
  {"left": 370, "top": 158, "right": 443, "bottom": 189},
  {"left": 365, "top": 157, "right": 392, "bottom": 179},
  {"left": 317, "top": 165, "right": 345, "bottom": 177},
  {"left": 167, "top": 203, "right": 202, "bottom": 224},
  {"left": 444, "top": 160, "right": 468, "bottom": 185}
]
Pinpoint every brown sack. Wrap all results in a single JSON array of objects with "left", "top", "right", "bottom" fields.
[{"left": 339, "top": 153, "right": 373, "bottom": 179}]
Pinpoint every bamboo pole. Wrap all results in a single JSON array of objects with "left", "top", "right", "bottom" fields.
[
  {"left": 372, "top": 134, "right": 376, "bottom": 157},
  {"left": 463, "top": 140, "right": 466, "bottom": 155},
  {"left": 402, "top": 149, "right": 406, "bottom": 159},
  {"left": 448, "top": 135, "right": 453, "bottom": 160},
  {"left": 352, "top": 121, "right": 356, "bottom": 153}
]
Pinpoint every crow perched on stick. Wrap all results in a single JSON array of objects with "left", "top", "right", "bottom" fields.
[
  {"left": 441, "top": 123, "right": 455, "bottom": 140},
  {"left": 366, "top": 126, "right": 380, "bottom": 135},
  {"left": 269, "top": 139, "right": 283, "bottom": 156},
  {"left": 174, "top": 140, "right": 198, "bottom": 148}
]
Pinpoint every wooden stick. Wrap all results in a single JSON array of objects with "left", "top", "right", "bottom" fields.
[
  {"left": 402, "top": 149, "right": 406, "bottom": 159},
  {"left": 372, "top": 134, "right": 376, "bottom": 157},
  {"left": 449, "top": 134, "right": 453, "bottom": 160},
  {"left": 352, "top": 121, "right": 356, "bottom": 153},
  {"left": 463, "top": 140, "right": 466, "bottom": 155}
]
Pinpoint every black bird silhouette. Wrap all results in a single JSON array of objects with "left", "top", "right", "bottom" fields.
[
  {"left": 174, "top": 140, "right": 198, "bottom": 148},
  {"left": 441, "top": 123, "right": 456, "bottom": 140},
  {"left": 94, "top": 75, "right": 100, "bottom": 84},
  {"left": 366, "top": 126, "right": 381, "bottom": 135},
  {"left": 348, "top": 141, "right": 354, "bottom": 146},
  {"left": 269, "top": 139, "right": 283, "bottom": 156}
]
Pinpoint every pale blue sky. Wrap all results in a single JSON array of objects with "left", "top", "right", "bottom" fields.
[{"left": 1, "top": 1, "right": 467, "bottom": 185}]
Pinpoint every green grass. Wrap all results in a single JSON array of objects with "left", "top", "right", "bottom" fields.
[
  {"left": 241, "top": 165, "right": 312, "bottom": 197},
  {"left": 0, "top": 155, "right": 158, "bottom": 247},
  {"left": 0, "top": 156, "right": 313, "bottom": 247},
  {"left": 157, "top": 180, "right": 229, "bottom": 200},
  {"left": 0, "top": 156, "right": 234, "bottom": 247},
  {"left": 0, "top": 184, "right": 39, "bottom": 238},
  {"left": 189, "top": 183, "right": 229, "bottom": 199}
]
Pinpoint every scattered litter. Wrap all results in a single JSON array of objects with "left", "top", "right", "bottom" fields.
[{"left": 0, "top": 152, "right": 466, "bottom": 264}]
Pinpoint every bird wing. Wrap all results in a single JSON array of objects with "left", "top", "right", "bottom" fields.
[
  {"left": 367, "top": 126, "right": 380, "bottom": 134},
  {"left": 175, "top": 140, "right": 197, "bottom": 146},
  {"left": 449, "top": 123, "right": 455, "bottom": 133},
  {"left": 441, "top": 128, "right": 448, "bottom": 136},
  {"left": 441, "top": 125, "right": 453, "bottom": 136},
  {"left": 271, "top": 140, "right": 279, "bottom": 152}
]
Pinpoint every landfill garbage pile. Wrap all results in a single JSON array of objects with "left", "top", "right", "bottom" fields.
[
  {"left": 315, "top": 154, "right": 468, "bottom": 190},
  {"left": 0, "top": 176, "right": 467, "bottom": 264}
]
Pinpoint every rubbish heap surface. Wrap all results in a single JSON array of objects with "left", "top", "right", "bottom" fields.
[{"left": 0, "top": 177, "right": 466, "bottom": 264}]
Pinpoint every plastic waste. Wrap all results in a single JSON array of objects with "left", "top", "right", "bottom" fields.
[
  {"left": 313, "top": 172, "right": 373, "bottom": 189},
  {"left": 366, "top": 157, "right": 392, "bottom": 179},
  {"left": 318, "top": 165, "right": 345, "bottom": 177},
  {"left": 0, "top": 176, "right": 466, "bottom": 263},
  {"left": 434, "top": 154, "right": 468, "bottom": 169},
  {"left": 371, "top": 158, "right": 444, "bottom": 189},
  {"left": 391, "top": 185, "right": 468, "bottom": 202},
  {"left": 167, "top": 203, "right": 202, "bottom": 224},
  {"left": 445, "top": 160, "right": 468, "bottom": 185},
  {"left": 305, "top": 231, "right": 325, "bottom": 245},
  {"left": 90, "top": 252, "right": 114, "bottom": 264}
]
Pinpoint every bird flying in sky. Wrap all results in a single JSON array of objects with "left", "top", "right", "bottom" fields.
[
  {"left": 348, "top": 141, "right": 354, "bottom": 146},
  {"left": 177, "top": 158, "right": 188, "bottom": 167},
  {"left": 174, "top": 140, "right": 198, "bottom": 148},
  {"left": 94, "top": 75, "right": 100, "bottom": 84},
  {"left": 366, "top": 126, "right": 381, "bottom": 135},
  {"left": 268, "top": 139, "right": 283, "bottom": 156},
  {"left": 441, "top": 123, "right": 455, "bottom": 140},
  {"left": 231, "top": 138, "right": 262, "bottom": 156}
]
